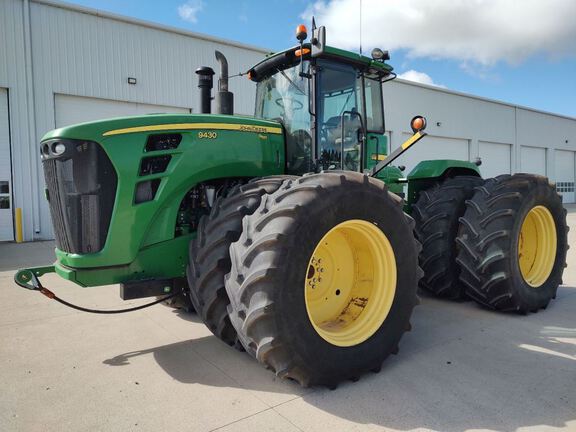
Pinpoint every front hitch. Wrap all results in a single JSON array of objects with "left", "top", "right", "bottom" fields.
[
  {"left": 14, "top": 266, "right": 56, "bottom": 290},
  {"left": 14, "top": 265, "right": 178, "bottom": 313}
]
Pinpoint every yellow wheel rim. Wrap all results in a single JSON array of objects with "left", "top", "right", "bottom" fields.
[
  {"left": 304, "top": 220, "right": 397, "bottom": 347},
  {"left": 518, "top": 205, "right": 557, "bottom": 287}
]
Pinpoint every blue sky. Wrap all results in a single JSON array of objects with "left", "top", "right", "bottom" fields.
[{"left": 66, "top": 0, "right": 576, "bottom": 117}]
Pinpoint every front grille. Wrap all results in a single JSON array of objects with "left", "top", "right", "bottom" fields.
[{"left": 42, "top": 139, "right": 117, "bottom": 254}]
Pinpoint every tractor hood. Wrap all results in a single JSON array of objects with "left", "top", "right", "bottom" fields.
[
  {"left": 38, "top": 111, "right": 286, "bottom": 277},
  {"left": 41, "top": 113, "right": 283, "bottom": 142}
]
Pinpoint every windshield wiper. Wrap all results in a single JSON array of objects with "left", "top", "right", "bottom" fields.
[{"left": 278, "top": 68, "right": 306, "bottom": 95}]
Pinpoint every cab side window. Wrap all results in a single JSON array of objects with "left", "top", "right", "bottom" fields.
[
  {"left": 317, "top": 62, "right": 363, "bottom": 171},
  {"left": 364, "top": 78, "right": 384, "bottom": 133}
]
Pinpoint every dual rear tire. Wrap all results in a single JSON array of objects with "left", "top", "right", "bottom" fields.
[
  {"left": 414, "top": 174, "right": 568, "bottom": 313},
  {"left": 457, "top": 174, "right": 568, "bottom": 313},
  {"left": 413, "top": 176, "right": 483, "bottom": 299}
]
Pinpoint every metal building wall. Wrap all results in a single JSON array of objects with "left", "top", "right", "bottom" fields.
[
  {"left": 6, "top": 0, "right": 268, "bottom": 240},
  {"left": 385, "top": 79, "right": 576, "bottom": 184},
  {"left": 0, "top": 0, "right": 37, "bottom": 242},
  {"left": 2, "top": 0, "right": 575, "bottom": 241}
]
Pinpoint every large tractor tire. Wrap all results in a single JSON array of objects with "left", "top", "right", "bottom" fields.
[
  {"left": 187, "top": 176, "right": 294, "bottom": 347},
  {"left": 456, "top": 174, "right": 569, "bottom": 313},
  {"left": 225, "top": 172, "right": 421, "bottom": 388},
  {"left": 413, "top": 176, "right": 484, "bottom": 299}
]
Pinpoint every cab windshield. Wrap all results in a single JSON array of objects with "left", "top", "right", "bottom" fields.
[{"left": 255, "top": 61, "right": 312, "bottom": 173}]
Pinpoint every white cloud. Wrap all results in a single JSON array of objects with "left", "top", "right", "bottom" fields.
[
  {"left": 302, "top": 0, "right": 576, "bottom": 66},
  {"left": 178, "top": 0, "right": 204, "bottom": 24},
  {"left": 398, "top": 70, "right": 445, "bottom": 87}
]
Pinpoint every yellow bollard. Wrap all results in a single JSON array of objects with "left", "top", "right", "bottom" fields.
[{"left": 15, "top": 208, "right": 23, "bottom": 243}]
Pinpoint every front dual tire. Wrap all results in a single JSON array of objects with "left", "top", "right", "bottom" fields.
[{"left": 225, "top": 172, "right": 421, "bottom": 388}]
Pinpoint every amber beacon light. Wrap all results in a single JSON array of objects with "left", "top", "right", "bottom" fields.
[
  {"left": 411, "top": 116, "right": 427, "bottom": 133},
  {"left": 296, "top": 24, "right": 308, "bottom": 42}
]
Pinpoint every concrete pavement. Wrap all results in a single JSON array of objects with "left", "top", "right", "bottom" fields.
[{"left": 0, "top": 207, "right": 575, "bottom": 432}]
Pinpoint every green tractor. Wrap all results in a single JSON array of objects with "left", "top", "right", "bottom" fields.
[{"left": 15, "top": 24, "right": 568, "bottom": 388}]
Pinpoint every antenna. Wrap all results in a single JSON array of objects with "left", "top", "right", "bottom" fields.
[{"left": 359, "top": 0, "right": 363, "bottom": 55}]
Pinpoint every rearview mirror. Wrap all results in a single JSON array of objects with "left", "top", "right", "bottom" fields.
[{"left": 311, "top": 26, "right": 326, "bottom": 58}]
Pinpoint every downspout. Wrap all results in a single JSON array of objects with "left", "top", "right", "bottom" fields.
[{"left": 23, "top": 0, "right": 40, "bottom": 238}]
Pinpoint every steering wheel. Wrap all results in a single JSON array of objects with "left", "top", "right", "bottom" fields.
[
  {"left": 275, "top": 98, "right": 304, "bottom": 111},
  {"left": 288, "top": 129, "right": 312, "bottom": 171}
]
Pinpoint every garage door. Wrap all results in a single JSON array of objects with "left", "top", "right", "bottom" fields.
[
  {"left": 55, "top": 94, "right": 191, "bottom": 128},
  {"left": 0, "top": 88, "right": 13, "bottom": 241},
  {"left": 396, "top": 134, "right": 469, "bottom": 174},
  {"left": 479, "top": 141, "right": 511, "bottom": 179},
  {"left": 555, "top": 150, "right": 575, "bottom": 204},
  {"left": 520, "top": 146, "right": 546, "bottom": 176}
]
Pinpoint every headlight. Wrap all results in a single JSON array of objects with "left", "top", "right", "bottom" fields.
[{"left": 52, "top": 142, "right": 66, "bottom": 155}]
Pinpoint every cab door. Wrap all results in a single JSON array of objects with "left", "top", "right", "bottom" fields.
[{"left": 316, "top": 61, "right": 364, "bottom": 171}]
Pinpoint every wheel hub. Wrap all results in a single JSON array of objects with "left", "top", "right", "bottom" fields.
[
  {"left": 304, "top": 219, "right": 397, "bottom": 347},
  {"left": 518, "top": 205, "right": 557, "bottom": 287}
]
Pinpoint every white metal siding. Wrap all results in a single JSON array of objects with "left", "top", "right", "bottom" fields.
[
  {"left": 385, "top": 80, "right": 516, "bottom": 151},
  {"left": 54, "top": 94, "right": 191, "bottom": 128},
  {"left": 0, "top": 0, "right": 37, "bottom": 241},
  {"left": 0, "top": 88, "right": 14, "bottom": 241},
  {"left": 3, "top": 0, "right": 576, "bottom": 241},
  {"left": 29, "top": 1, "right": 266, "bottom": 239},
  {"left": 479, "top": 141, "right": 511, "bottom": 179},
  {"left": 520, "top": 146, "right": 547, "bottom": 176},
  {"left": 554, "top": 150, "right": 575, "bottom": 203}
]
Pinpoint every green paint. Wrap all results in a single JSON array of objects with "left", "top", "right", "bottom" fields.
[
  {"left": 32, "top": 43, "right": 483, "bottom": 292},
  {"left": 407, "top": 159, "right": 481, "bottom": 181},
  {"left": 45, "top": 114, "right": 285, "bottom": 271},
  {"left": 404, "top": 160, "right": 481, "bottom": 211},
  {"left": 14, "top": 266, "right": 56, "bottom": 290},
  {"left": 251, "top": 44, "right": 393, "bottom": 76},
  {"left": 54, "top": 234, "right": 192, "bottom": 286},
  {"left": 323, "top": 46, "right": 394, "bottom": 73},
  {"left": 377, "top": 166, "right": 405, "bottom": 195}
]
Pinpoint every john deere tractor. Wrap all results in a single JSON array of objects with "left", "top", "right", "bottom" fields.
[{"left": 15, "top": 24, "right": 568, "bottom": 388}]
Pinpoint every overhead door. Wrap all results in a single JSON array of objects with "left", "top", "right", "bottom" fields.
[
  {"left": 396, "top": 134, "right": 469, "bottom": 175},
  {"left": 520, "top": 146, "right": 546, "bottom": 176},
  {"left": 55, "top": 94, "right": 191, "bottom": 128},
  {"left": 479, "top": 141, "right": 511, "bottom": 179},
  {"left": 0, "top": 88, "right": 13, "bottom": 241},
  {"left": 555, "top": 150, "right": 575, "bottom": 204}
]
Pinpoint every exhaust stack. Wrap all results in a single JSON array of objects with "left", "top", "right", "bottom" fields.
[
  {"left": 195, "top": 66, "right": 215, "bottom": 114},
  {"left": 215, "top": 51, "right": 234, "bottom": 115}
]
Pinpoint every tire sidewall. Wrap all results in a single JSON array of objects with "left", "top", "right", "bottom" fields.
[
  {"left": 271, "top": 181, "right": 418, "bottom": 379},
  {"left": 509, "top": 183, "right": 567, "bottom": 308}
]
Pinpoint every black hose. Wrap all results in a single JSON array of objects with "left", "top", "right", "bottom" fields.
[{"left": 50, "top": 292, "right": 178, "bottom": 314}]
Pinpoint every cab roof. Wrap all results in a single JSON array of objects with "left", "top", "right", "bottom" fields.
[{"left": 247, "top": 44, "right": 394, "bottom": 82}]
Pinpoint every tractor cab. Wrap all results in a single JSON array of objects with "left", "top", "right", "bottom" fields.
[{"left": 248, "top": 24, "right": 394, "bottom": 175}]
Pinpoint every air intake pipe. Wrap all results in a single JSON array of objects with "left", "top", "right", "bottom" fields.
[
  {"left": 215, "top": 50, "right": 234, "bottom": 115},
  {"left": 195, "top": 66, "right": 215, "bottom": 114}
]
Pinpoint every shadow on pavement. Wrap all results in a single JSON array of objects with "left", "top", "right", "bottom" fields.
[{"left": 103, "top": 290, "right": 576, "bottom": 432}]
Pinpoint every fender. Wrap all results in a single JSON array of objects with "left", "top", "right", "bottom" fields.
[{"left": 405, "top": 159, "right": 482, "bottom": 210}]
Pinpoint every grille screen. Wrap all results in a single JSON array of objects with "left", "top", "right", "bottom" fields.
[{"left": 43, "top": 140, "right": 117, "bottom": 254}]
